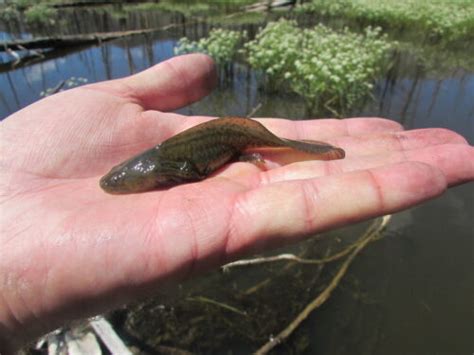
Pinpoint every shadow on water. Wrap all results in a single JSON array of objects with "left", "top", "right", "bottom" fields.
[{"left": 1, "top": 4, "right": 473, "bottom": 354}]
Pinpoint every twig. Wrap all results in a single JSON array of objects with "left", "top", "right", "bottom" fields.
[
  {"left": 254, "top": 215, "right": 392, "bottom": 354},
  {"left": 89, "top": 316, "right": 132, "bottom": 355},
  {"left": 323, "top": 96, "right": 341, "bottom": 118},
  {"left": 187, "top": 296, "right": 247, "bottom": 316},
  {"left": 155, "top": 344, "right": 194, "bottom": 355},
  {"left": 0, "top": 29, "right": 159, "bottom": 52},
  {"left": 307, "top": 245, "right": 332, "bottom": 288},
  {"left": 248, "top": 245, "right": 331, "bottom": 300},
  {"left": 242, "top": 249, "right": 311, "bottom": 295},
  {"left": 5, "top": 47, "right": 21, "bottom": 65},
  {"left": 247, "top": 102, "right": 263, "bottom": 118},
  {"left": 245, "top": 281, "right": 271, "bottom": 297},
  {"left": 222, "top": 235, "right": 372, "bottom": 271},
  {"left": 20, "top": 44, "right": 45, "bottom": 59},
  {"left": 223, "top": 254, "right": 306, "bottom": 270},
  {"left": 51, "top": 80, "right": 66, "bottom": 94}
]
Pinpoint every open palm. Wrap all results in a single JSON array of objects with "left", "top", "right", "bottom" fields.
[{"left": 1, "top": 54, "right": 473, "bottom": 350}]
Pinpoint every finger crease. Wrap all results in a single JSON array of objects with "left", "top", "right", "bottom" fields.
[
  {"left": 300, "top": 180, "right": 320, "bottom": 232},
  {"left": 224, "top": 192, "right": 247, "bottom": 259},
  {"left": 366, "top": 170, "right": 386, "bottom": 212},
  {"left": 393, "top": 133, "right": 407, "bottom": 152}
]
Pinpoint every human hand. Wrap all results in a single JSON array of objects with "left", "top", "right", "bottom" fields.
[{"left": 1, "top": 53, "right": 473, "bottom": 352}]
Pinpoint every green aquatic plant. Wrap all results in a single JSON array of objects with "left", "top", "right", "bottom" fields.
[
  {"left": 245, "top": 20, "right": 393, "bottom": 116},
  {"left": 175, "top": 28, "right": 245, "bottom": 65},
  {"left": 24, "top": 3, "right": 57, "bottom": 24},
  {"left": 8, "top": 0, "right": 36, "bottom": 10},
  {"left": 1, "top": 0, "right": 56, "bottom": 21},
  {"left": 0, "top": 5, "right": 20, "bottom": 21},
  {"left": 208, "top": 11, "right": 266, "bottom": 26},
  {"left": 298, "top": 0, "right": 474, "bottom": 43},
  {"left": 244, "top": 19, "right": 301, "bottom": 90},
  {"left": 126, "top": 1, "right": 211, "bottom": 16}
]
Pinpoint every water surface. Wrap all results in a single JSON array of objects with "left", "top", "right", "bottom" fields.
[{"left": 1, "top": 5, "right": 472, "bottom": 354}]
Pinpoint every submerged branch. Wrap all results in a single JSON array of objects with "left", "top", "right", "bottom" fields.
[
  {"left": 0, "top": 29, "right": 159, "bottom": 52},
  {"left": 247, "top": 102, "right": 263, "bottom": 118},
  {"left": 254, "top": 215, "right": 392, "bottom": 355},
  {"left": 222, "top": 232, "right": 374, "bottom": 271},
  {"left": 242, "top": 248, "right": 312, "bottom": 296},
  {"left": 89, "top": 316, "right": 132, "bottom": 355},
  {"left": 187, "top": 296, "right": 248, "bottom": 317}
]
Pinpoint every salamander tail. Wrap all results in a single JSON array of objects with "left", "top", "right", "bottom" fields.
[{"left": 281, "top": 138, "right": 345, "bottom": 160}]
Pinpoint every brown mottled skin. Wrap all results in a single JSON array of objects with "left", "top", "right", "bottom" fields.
[{"left": 100, "top": 117, "right": 345, "bottom": 194}]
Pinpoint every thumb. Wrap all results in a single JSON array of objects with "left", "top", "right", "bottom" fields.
[{"left": 117, "top": 53, "right": 217, "bottom": 111}]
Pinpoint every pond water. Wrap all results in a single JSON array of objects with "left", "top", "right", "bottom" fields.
[{"left": 1, "top": 5, "right": 473, "bottom": 354}]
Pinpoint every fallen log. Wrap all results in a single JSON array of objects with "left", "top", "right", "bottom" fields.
[
  {"left": 0, "top": 45, "right": 86, "bottom": 73},
  {"left": 52, "top": 0, "right": 154, "bottom": 8},
  {"left": 0, "top": 28, "right": 157, "bottom": 52},
  {"left": 245, "top": 0, "right": 296, "bottom": 12}
]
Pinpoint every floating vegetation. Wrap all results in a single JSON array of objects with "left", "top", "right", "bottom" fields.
[
  {"left": 245, "top": 20, "right": 394, "bottom": 116},
  {"left": 175, "top": 28, "right": 245, "bottom": 65},
  {"left": 298, "top": 0, "right": 474, "bottom": 43}
]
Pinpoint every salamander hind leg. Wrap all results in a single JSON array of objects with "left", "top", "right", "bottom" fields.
[{"left": 238, "top": 152, "right": 267, "bottom": 169}]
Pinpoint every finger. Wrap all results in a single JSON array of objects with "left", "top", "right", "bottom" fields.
[
  {"left": 336, "top": 128, "right": 468, "bottom": 158},
  {"left": 224, "top": 162, "right": 446, "bottom": 255},
  {"left": 331, "top": 128, "right": 467, "bottom": 157},
  {"left": 256, "top": 127, "right": 468, "bottom": 164},
  {"left": 218, "top": 127, "right": 469, "bottom": 182},
  {"left": 118, "top": 54, "right": 217, "bottom": 111},
  {"left": 259, "top": 117, "right": 404, "bottom": 140},
  {"left": 255, "top": 143, "right": 474, "bottom": 187}
]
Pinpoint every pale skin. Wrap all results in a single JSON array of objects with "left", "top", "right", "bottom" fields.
[{"left": 0, "top": 53, "right": 473, "bottom": 353}]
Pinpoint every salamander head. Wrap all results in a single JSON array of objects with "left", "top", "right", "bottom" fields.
[
  {"left": 100, "top": 158, "right": 156, "bottom": 194},
  {"left": 100, "top": 148, "right": 177, "bottom": 194},
  {"left": 100, "top": 145, "right": 202, "bottom": 194}
]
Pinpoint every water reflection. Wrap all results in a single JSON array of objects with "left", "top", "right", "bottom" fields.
[
  {"left": 0, "top": 6, "right": 473, "bottom": 354},
  {"left": 1, "top": 29, "right": 473, "bottom": 143},
  {"left": 1, "top": 5, "right": 187, "bottom": 38},
  {"left": 0, "top": 33, "right": 178, "bottom": 118}
]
